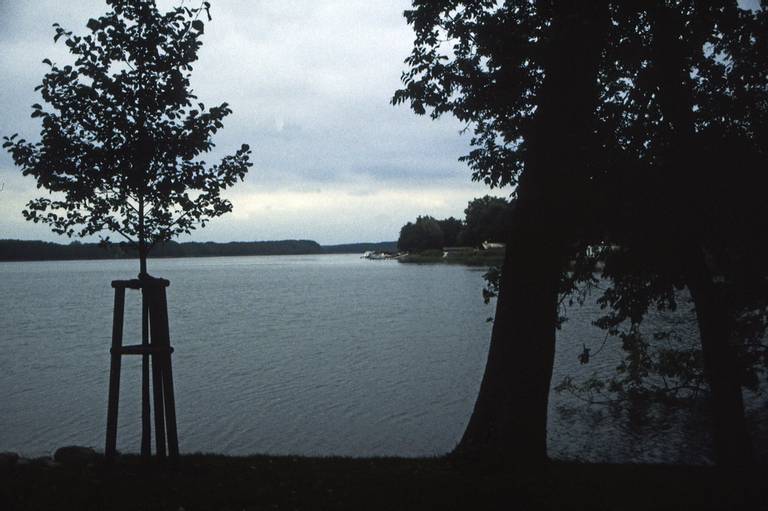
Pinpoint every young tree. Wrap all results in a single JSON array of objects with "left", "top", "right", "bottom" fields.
[{"left": 3, "top": 0, "right": 252, "bottom": 275}]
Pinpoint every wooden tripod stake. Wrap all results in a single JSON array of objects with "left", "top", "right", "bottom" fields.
[{"left": 105, "top": 275, "right": 179, "bottom": 462}]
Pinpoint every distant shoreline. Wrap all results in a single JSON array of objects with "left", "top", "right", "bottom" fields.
[{"left": 0, "top": 239, "right": 397, "bottom": 262}]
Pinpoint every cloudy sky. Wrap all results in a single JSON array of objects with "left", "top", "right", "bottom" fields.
[{"left": 0, "top": 0, "right": 504, "bottom": 245}]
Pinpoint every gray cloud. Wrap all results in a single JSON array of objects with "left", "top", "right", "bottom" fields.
[{"left": 0, "top": 0, "right": 503, "bottom": 244}]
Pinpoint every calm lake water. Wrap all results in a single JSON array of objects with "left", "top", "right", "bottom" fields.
[{"left": 0, "top": 254, "right": 765, "bottom": 463}]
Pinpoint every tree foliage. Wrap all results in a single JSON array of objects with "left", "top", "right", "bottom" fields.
[
  {"left": 397, "top": 215, "right": 444, "bottom": 252},
  {"left": 396, "top": 196, "right": 511, "bottom": 252},
  {"left": 584, "top": 1, "right": 768, "bottom": 401},
  {"left": 437, "top": 217, "right": 463, "bottom": 247},
  {"left": 460, "top": 195, "right": 510, "bottom": 247},
  {"left": 397, "top": 0, "right": 768, "bottom": 398},
  {"left": 396, "top": 0, "right": 767, "bottom": 465},
  {"left": 393, "top": 1, "right": 541, "bottom": 190},
  {"left": 3, "top": 0, "right": 252, "bottom": 271}
]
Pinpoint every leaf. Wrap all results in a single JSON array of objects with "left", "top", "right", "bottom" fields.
[
  {"left": 42, "top": 58, "right": 52, "bottom": 66},
  {"left": 32, "top": 103, "right": 42, "bottom": 110},
  {"left": 192, "top": 20, "right": 204, "bottom": 33},
  {"left": 86, "top": 18, "right": 100, "bottom": 31}
]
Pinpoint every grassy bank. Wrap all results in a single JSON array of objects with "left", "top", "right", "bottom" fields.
[
  {"left": 2, "top": 454, "right": 765, "bottom": 510},
  {"left": 398, "top": 248, "right": 505, "bottom": 266}
]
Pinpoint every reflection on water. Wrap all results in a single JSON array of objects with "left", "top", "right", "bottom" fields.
[{"left": 0, "top": 254, "right": 764, "bottom": 463}]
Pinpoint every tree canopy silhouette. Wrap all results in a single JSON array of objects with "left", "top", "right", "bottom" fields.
[
  {"left": 398, "top": 215, "right": 444, "bottom": 252},
  {"left": 438, "top": 217, "right": 463, "bottom": 247},
  {"left": 396, "top": 0, "right": 609, "bottom": 465},
  {"left": 3, "top": 0, "right": 252, "bottom": 274},
  {"left": 581, "top": 1, "right": 768, "bottom": 466},
  {"left": 396, "top": 0, "right": 767, "bottom": 467},
  {"left": 396, "top": 197, "right": 511, "bottom": 252},
  {"left": 460, "top": 196, "right": 510, "bottom": 247}
]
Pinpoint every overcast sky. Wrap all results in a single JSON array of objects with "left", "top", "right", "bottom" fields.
[{"left": 0, "top": 0, "right": 505, "bottom": 245}]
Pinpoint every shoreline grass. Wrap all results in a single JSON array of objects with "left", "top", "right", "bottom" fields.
[
  {"left": 2, "top": 454, "right": 765, "bottom": 510},
  {"left": 398, "top": 248, "right": 504, "bottom": 266}
]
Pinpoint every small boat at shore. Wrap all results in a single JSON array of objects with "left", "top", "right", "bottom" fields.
[{"left": 362, "top": 251, "right": 404, "bottom": 260}]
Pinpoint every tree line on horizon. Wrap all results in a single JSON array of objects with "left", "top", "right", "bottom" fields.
[
  {"left": 397, "top": 195, "right": 511, "bottom": 252},
  {"left": 0, "top": 239, "right": 402, "bottom": 261},
  {"left": 0, "top": 239, "right": 329, "bottom": 261}
]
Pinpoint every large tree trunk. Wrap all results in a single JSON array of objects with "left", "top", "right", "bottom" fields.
[
  {"left": 686, "top": 247, "right": 753, "bottom": 467},
  {"left": 454, "top": 200, "right": 560, "bottom": 465},
  {"left": 454, "top": 0, "right": 609, "bottom": 465},
  {"left": 649, "top": 3, "right": 753, "bottom": 467}
]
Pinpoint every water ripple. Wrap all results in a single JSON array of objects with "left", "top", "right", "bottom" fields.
[{"left": 1, "top": 255, "right": 765, "bottom": 463}]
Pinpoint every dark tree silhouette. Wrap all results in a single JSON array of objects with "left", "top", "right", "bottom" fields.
[
  {"left": 437, "top": 217, "right": 463, "bottom": 247},
  {"left": 3, "top": 0, "right": 252, "bottom": 275},
  {"left": 395, "top": 1, "right": 609, "bottom": 464},
  {"left": 585, "top": 1, "right": 768, "bottom": 467},
  {"left": 459, "top": 196, "right": 510, "bottom": 247},
  {"left": 398, "top": 0, "right": 767, "bottom": 468},
  {"left": 398, "top": 215, "right": 444, "bottom": 252}
]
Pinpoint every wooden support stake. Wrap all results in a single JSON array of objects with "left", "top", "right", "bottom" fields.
[
  {"left": 152, "top": 284, "right": 179, "bottom": 462},
  {"left": 141, "top": 291, "right": 151, "bottom": 458},
  {"left": 105, "top": 286, "right": 125, "bottom": 461},
  {"left": 149, "top": 284, "right": 168, "bottom": 459}
]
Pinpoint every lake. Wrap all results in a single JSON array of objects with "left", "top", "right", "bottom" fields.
[{"left": 0, "top": 254, "right": 765, "bottom": 463}]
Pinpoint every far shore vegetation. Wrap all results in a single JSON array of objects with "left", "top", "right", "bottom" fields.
[
  {"left": 2, "top": 193, "right": 518, "bottom": 265},
  {"left": 0, "top": 239, "right": 398, "bottom": 262},
  {"left": 394, "top": 195, "right": 509, "bottom": 265}
]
